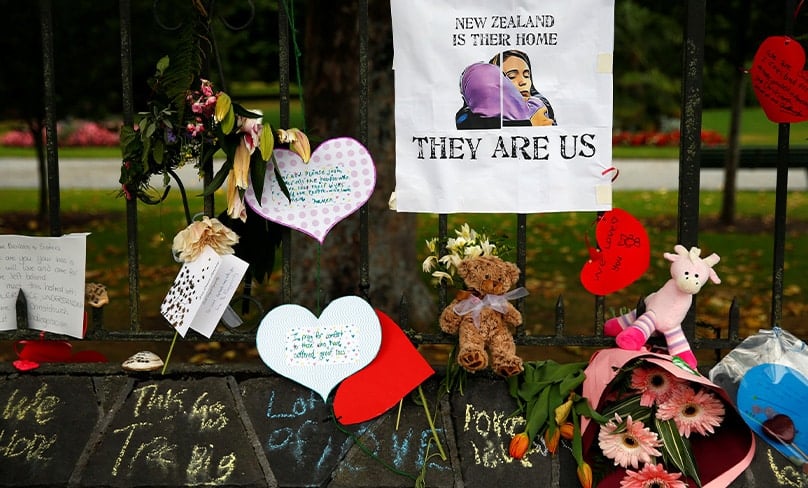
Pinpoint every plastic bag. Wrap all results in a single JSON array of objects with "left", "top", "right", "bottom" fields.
[
  {"left": 709, "top": 327, "right": 808, "bottom": 468},
  {"left": 709, "top": 326, "right": 808, "bottom": 403}
]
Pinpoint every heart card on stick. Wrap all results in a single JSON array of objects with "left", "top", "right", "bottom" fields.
[
  {"left": 580, "top": 208, "right": 650, "bottom": 296},
  {"left": 245, "top": 137, "right": 376, "bottom": 243},
  {"left": 256, "top": 295, "right": 382, "bottom": 401},
  {"left": 750, "top": 36, "right": 808, "bottom": 123},
  {"left": 333, "top": 309, "right": 435, "bottom": 425}
]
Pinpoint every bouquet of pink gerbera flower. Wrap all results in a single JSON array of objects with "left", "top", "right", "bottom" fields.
[{"left": 580, "top": 349, "right": 755, "bottom": 488}]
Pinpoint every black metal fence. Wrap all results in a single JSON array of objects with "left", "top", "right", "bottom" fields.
[{"left": 6, "top": 0, "right": 799, "bottom": 366}]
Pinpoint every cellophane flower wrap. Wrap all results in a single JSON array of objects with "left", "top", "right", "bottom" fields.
[{"left": 580, "top": 349, "right": 754, "bottom": 488}]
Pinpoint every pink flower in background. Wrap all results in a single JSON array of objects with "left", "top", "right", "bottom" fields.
[
  {"left": 598, "top": 414, "right": 662, "bottom": 469},
  {"left": 656, "top": 385, "right": 725, "bottom": 438},
  {"left": 620, "top": 463, "right": 687, "bottom": 488}
]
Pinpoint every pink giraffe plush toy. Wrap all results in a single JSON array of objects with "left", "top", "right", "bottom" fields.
[{"left": 603, "top": 245, "right": 721, "bottom": 369}]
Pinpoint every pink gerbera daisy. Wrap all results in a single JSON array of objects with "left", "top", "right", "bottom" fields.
[
  {"left": 630, "top": 366, "right": 685, "bottom": 407},
  {"left": 656, "top": 385, "right": 725, "bottom": 437},
  {"left": 599, "top": 414, "right": 662, "bottom": 469},
  {"left": 620, "top": 463, "right": 688, "bottom": 488}
]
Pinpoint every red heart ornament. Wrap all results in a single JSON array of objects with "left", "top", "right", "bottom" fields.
[
  {"left": 580, "top": 208, "right": 650, "bottom": 296},
  {"left": 750, "top": 36, "right": 808, "bottom": 123},
  {"left": 333, "top": 309, "right": 434, "bottom": 425}
]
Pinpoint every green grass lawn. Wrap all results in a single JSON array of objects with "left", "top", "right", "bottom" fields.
[{"left": 2, "top": 188, "right": 807, "bottom": 365}]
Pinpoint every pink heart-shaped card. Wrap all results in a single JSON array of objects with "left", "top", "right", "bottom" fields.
[
  {"left": 750, "top": 36, "right": 808, "bottom": 123},
  {"left": 580, "top": 208, "right": 650, "bottom": 296},
  {"left": 333, "top": 309, "right": 434, "bottom": 425},
  {"left": 245, "top": 137, "right": 376, "bottom": 243}
]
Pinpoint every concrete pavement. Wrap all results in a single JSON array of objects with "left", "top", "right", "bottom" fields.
[{"left": 1, "top": 157, "right": 807, "bottom": 191}]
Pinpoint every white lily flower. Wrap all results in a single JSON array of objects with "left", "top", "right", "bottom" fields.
[
  {"left": 432, "top": 271, "right": 454, "bottom": 285},
  {"left": 422, "top": 255, "right": 438, "bottom": 273}
]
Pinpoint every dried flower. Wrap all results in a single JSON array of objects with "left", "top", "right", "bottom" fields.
[
  {"left": 598, "top": 414, "right": 662, "bottom": 469},
  {"left": 277, "top": 127, "right": 311, "bottom": 162},
  {"left": 655, "top": 385, "right": 725, "bottom": 438},
  {"left": 620, "top": 463, "right": 687, "bottom": 488},
  {"left": 172, "top": 217, "right": 239, "bottom": 262},
  {"left": 509, "top": 432, "right": 530, "bottom": 460}
]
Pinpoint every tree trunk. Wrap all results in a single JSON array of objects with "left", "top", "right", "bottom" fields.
[
  {"left": 291, "top": 1, "right": 436, "bottom": 328},
  {"left": 719, "top": 0, "right": 749, "bottom": 225}
]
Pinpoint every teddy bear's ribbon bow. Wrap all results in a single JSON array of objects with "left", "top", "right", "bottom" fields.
[{"left": 453, "top": 287, "right": 529, "bottom": 329}]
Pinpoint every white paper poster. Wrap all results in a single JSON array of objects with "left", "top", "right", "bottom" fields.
[
  {"left": 0, "top": 233, "right": 88, "bottom": 338},
  {"left": 391, "top": 0, "right": 615, "bottom": 213}
]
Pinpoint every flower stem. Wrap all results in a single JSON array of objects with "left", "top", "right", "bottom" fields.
[
  {"left": 161, "top": 330, "right": 178, "bottom": 375},
  {"left": 418, "top": 385, "right": 447, "bottom": 461}
]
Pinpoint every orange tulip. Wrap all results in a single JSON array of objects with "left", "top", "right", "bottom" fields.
[
  {"left": 544, "top": 427, "right": 561, "bottom": 455},
  {"left": 576, "top": 462, "right": 593, "bottom": 488},
  {"left": 559, "top": 422, "right": 575, "bottom": 440},
  {"left": 508, "top": 432, "right": 530, "bottom": 459}
]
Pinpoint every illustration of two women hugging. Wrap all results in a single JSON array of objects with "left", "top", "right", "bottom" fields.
[{"left": 456, "top": 49, "right": 557, "bottom": 129}]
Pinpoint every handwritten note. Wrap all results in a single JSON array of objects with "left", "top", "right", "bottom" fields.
[
  {"left": 0, "top": 233, "right": 88, "bottom": 338},
  {"left": 245, "top": 138, "right": 376, "bottom": 243},
  {"left": 285, "top": 323, "right": 359, "bottom": 366},
  {"left": 751, "top": 36, "right": 808, "bottom": 123},
  {"left": 160, "top": 245, "right": 248, "bottom": 338}
]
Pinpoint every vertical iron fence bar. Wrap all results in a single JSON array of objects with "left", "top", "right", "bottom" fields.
[
  {"left": 677, "top": 0, "right": 706, "bottom": 339},
  {"left": 771, "top": 0, "right": 795, "bottom": 328},
  {"left": 39, "top": 0, "right": 61, "bottom": 237},
  {"left": 515, "top": 214, "right": 527, "bottom": 339},
  {"left": 358, "top": 0, "right": 370, "bottom": 301},
  {"left": 120, "top": 0, "right": 140, "bottom": 330},
  {"left": 438, "top": 214, "right": 448, "bottom": 312},
  {"left": 279, "top": 1, "right": 292, "bottom": 304}
]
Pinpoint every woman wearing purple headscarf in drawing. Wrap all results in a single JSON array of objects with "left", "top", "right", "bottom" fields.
[{"left": 456, "top": 50, "right": 556, "bottom": 129}]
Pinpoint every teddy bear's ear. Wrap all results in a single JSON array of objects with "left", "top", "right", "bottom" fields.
[
  {"left": 457, "top": 258, "right": 472, "bottom": 277},
  {"left": 506, "top": 261, "right": 520, "bottom": 282}
]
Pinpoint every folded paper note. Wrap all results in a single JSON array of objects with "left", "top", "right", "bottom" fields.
[{"left": 160, "top": 245, "right": 248, "bottom": 338}]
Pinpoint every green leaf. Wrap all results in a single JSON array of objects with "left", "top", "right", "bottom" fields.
[
  {"left": 259, "top": 122, "right": 274, "bottom": 160},
  {"left": 602, "top": 395, "right": 653, "bottom": 426},
  {"left": 558, "top": 369, "right": 586, "bottom": 396},
  {"left": 250, "top": 152, "right": 267, "bottom": 202},
  {"left": 221, "top": 106, "right": 235, "bottom": 135},
  {"left": 655, "top": 417, "right": 701, "bottom": 486},
  {"left": 155, "top": 55, "right": 170, "bottom": 75},
  {"left": 525, "top": 386, "right": 550, "bottom": 439},
  {"left": 272, "top": 154, "right": 291, "bottom": 202},
  {"left": 202, "top": 160, "right": 232, "bottom": 197}
]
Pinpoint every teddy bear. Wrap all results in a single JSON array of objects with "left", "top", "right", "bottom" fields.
[
  {"left": 604, "top": 245, "right": 721, "bottom": 369},
  {"left": 439, "top": 255, "right": 528, "bottom": 377}
]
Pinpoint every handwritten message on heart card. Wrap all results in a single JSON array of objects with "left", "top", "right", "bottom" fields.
[
  {"left": 580, "top": 208, "right": 650, "bottom": 296},
  {"left": 750, "top": 36, "right": 808, "bottom": 123},
  {"left": 245, "top": 137, "right": 376, "bottom": 243},
  {"left": 255, "top": 295, "right": 382, "bottom": 401}
]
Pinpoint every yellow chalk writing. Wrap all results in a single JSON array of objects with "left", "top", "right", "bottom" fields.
[
  {"left": 2, "top": 384, "right": 59, "bottom": 425},
  {"left": 132, "top": 385, "right": 188, "bottom": 420},
  {"left": 190, "top": 393, "right": 228, "bottom": 431},
  {"left": 463, "top": 403, "right": 543, "bottom": 468},
  {"left": 0, "top": 428, "right": 56, "bottom": 463}
]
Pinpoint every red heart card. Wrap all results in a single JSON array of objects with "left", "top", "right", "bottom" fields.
[
  {"left": 580, "top": 208, "right": 650, "bottom": 296},
  {"left": 750, "top": 36, "right": 808, "bottom": 123},
  {"left": 333, "top": 309, "right": 434, "bottom": 425}
]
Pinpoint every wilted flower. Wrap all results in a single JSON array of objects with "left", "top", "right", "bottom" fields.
[
  {"left": 238, "top": 112, "right": 262, "bottom": 154},
  {"left": 226, "top": 176, "right": 248, "bottom": 223},
  {"left": 509, "top": 432, "right": 530, "bottom": 460},
  {"left": 277, "top": 127, "right": 311, "bottom": 162},
  {"left": 172, "top": 216, "right": 239, "bottom": 262}
]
